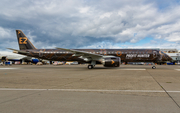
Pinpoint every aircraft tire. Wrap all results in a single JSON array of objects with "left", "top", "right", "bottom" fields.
[
  {"left": 88, "top": 65, "right": 93, "bottom": 69},
  {"left": 152, "top": 66, "right": 156, "bottom": 69}
]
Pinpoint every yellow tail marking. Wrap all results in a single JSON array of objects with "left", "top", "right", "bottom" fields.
[
  {"left": 18, "top": 31, "right": 21, "bottom": 34},
  {"left": 19, "top": 37, "right": 27, "bottom": 44},
  {"left": 111, "top": 60, "right": 115, "bottom": 64}
]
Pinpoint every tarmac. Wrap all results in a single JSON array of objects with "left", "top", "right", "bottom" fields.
[{"left": 0, "top": 64, "right": 180, "bottom": 113}]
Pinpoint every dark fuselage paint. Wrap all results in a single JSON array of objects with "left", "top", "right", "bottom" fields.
[{"left": 17, "top": 49, "right": 172, "bottom": 63}]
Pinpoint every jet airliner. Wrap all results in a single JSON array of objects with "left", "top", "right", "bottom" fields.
[
  {"left": 8, "top": 30, "right": 172, "bottom": 69},
  {"left": 0, "top": 51, "right": 39, "bottom": 63}
]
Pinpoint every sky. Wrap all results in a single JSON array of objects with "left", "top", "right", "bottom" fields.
[{"left": 0, "top": 0, "right": 180, "bottom": 51}]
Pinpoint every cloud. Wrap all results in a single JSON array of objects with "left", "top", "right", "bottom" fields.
[
  {"left": 0, "top": 0, "right": 180, "bottom": 50},
  {"left": 165, "top": 32, "right": 180, "bottom": 42}
]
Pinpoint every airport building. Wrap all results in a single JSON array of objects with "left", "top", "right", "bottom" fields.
[
  {"left": 160, "top": 49, "right": 180, "bottom": 61},
  {"left": 160, "top": 49, "right": 179, "bottom": 53}
]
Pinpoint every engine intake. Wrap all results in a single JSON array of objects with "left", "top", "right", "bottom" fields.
[{"left": 102, "top": 57, "right": 121, "bottom": 67}]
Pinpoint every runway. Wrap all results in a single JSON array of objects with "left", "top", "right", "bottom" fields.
[{"left": 0, "top": 65, "right": 180, "bottom": 113}]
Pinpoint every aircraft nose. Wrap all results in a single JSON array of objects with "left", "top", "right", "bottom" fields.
[
  {"left": 167, "top": 55, "right": 173, "bottom": 61},
  {"left": 163, "top": 54, "right": 172, "bottom": 61}
]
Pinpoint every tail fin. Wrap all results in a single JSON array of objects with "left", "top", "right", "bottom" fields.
[{"left": 16, "top": 30, "right": 37, "bottom": 50}]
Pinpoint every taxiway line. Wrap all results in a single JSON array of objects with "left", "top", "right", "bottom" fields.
[
  {"left": 0, "top": 88, "right": 180, "bottom": 93},
  {"left": 119, "top": 69, "right": 146, "bottom": 70},
  {"left": 175, "top": 69, "right": 180, "bottom": 71}
]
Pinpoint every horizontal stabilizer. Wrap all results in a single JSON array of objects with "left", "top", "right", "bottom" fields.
[{"left": 7, "top": 48, "right": 29, "bottom": 54}]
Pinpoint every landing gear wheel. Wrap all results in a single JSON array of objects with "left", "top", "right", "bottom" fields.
[
  {"left": 88, "top": 65, "right": 94, "bottom": 69},
  {"left": 152, "top": 66, "right": 156, "bottom": 69}
]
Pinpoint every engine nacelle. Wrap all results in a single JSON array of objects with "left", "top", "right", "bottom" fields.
[
  {"left": 23, "top": 59, "right": 39, "bottom": 63},
  {"left": 102, "top": 57, "right": 121, "bottom": 67},
  {"left": 32, "top": 59, "right": 39, "bottom": 63}
]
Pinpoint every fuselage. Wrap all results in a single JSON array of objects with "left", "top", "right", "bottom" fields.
[
  {"left": 16, "top": 49, "right": 172, "bottom": 63},
  {"left": 11, "top": 30, "right": 173, "bottom": 69}
]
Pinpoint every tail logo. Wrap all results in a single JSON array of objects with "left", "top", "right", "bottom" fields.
[
  {"left": 19, "top": 37, "right": 27, "bottom": 44},
  {"left": 111, "top": 60, "right": 115, "bottom": 64},
  {"left": 18, "top": 31, "right": 21, "bottom": 34}
]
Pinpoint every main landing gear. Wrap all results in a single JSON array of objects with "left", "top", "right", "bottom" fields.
[
  {"left": 88, "top": 65, "right": 94, "bottom": 69},
  {"left": 87, "top": 61, "right": 96, "bottom": 69}
]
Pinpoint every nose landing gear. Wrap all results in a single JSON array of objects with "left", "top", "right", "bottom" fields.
[{"left": 152, "top": 66, "right": 156, "bottom": 69}]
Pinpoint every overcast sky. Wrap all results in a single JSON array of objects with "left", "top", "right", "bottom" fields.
[{"left": 0, "top": 0, "right": 180, "bottom": 51}]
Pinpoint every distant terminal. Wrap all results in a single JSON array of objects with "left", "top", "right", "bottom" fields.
[{"left": 160, "top": 49, "right": 180, "bottom": 64}]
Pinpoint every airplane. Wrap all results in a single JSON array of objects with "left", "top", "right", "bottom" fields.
[
  {"left": 8, "top": 30, "right": 172, "bottom": 69},
  {"left": 0, "top": 51, "right": 39, "bottom": 64}
]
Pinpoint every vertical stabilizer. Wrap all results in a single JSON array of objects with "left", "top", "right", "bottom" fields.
[{"left": 16, "top": 30, "right": 37, "bottom": 50}]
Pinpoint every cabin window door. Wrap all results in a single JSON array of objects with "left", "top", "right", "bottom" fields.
[
  {"left": 39, "top": 51, "right": 43, "bottom": 57},
  {"left": 153, "top": 51, "right": 157, "bottom": 58}
]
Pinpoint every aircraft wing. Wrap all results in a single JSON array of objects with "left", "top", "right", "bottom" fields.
[{"left": 56, "top": 47, "right": 103, "bottom": 59}]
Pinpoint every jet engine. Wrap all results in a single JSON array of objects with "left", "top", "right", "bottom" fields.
[
  {"left": 102, "top": 57, "right": 121, "bottom": 67},
  {"left": 23, "top": 58, "right": 39, "bottom": 63}
]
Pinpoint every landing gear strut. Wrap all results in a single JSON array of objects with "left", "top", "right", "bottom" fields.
[
  {"left": 88, "top": 65, "right": 94, "bottom": 69},
  {"left": 88, "top": 61, "right": 96, "bottom": 69}
]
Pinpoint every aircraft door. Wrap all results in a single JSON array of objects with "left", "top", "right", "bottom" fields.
[
  {"left": 100, "top": 49, "right": 106, "bottom": 55},
  {"left": 104, "top": 50, "right": 107, "bottom": 55},
  {"left": 153, "top": 51, "right": 157, "bottom": 58},
  {"left": 39, "top": 51, "right": 43, "bottom": 57},
  {"left": 1, "top": 56, "right": 7, "bottom": 61}
]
